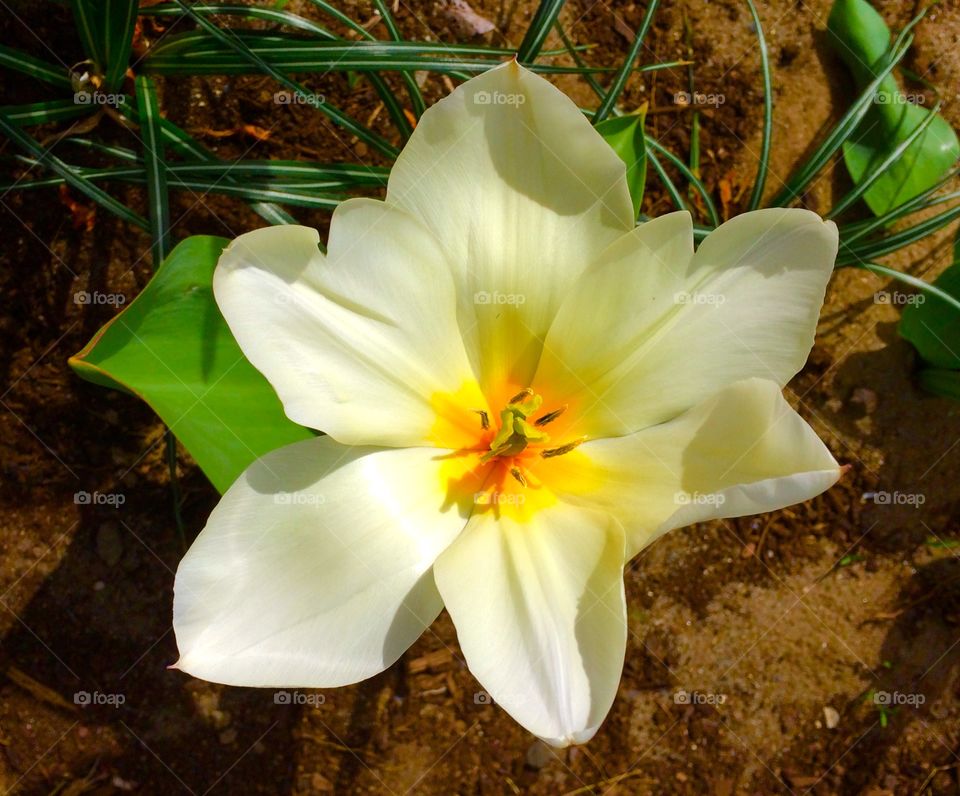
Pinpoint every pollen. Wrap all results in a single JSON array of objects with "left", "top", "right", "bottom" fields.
[{"left": 432, "top": 382, "right": 588, "bottom": 521}]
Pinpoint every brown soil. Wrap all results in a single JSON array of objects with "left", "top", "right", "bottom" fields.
[{"left": 2, "top": 0, "right": 960, "bottom": 794}]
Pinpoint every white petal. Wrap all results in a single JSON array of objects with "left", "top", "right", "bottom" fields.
[
  {"left": 214, "top": 200, "right": 484, "bottom": 448},
  {"left": 534, "top": 208, "right": 838, "bottom": 437},
  {"left": 173, "top": 436, "right": 477, "bottom": 687},
  {"left": 433, "top": 503, "right": 626, "bottom": 746},
  {"left": 387, "top": 60, "right": 634, "bottom": 392},
  {"left": 546, "top": 378, "right": 840, "bottom": 558}
]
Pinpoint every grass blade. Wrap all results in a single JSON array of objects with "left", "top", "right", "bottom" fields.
[
  {"left": 744, "top": 0, "right": 772, "bottom": 210},
  {"left": 646, "top": 135, "right": 720, "bottom": 226},
  {"left": 371, "top": 0, "right": 427, "bottom": 118},
  {"left": 593, "top": 0, "right": 661, "bottom": 123},
  {"left": 768, "top": 21, "right": 917, "bottom": 207},
  {"left": 1, "top": 99, "right": 91, "bottom": 126},
  {"left": 518, "top": 0, "right": 567, "bottom": 63},
  {"left": 103, "top": 0, "right": 138, "bottom": 90},
  {"left": 70, "top": 0, "right": 138, "bottom": 91},
  {"left": 847, "top": 261, "right": 960, "bottom": 314},
  {"left": 0, "top": 45, "right": 71, "bottom": 89},
  {"left": 645, "top": 147, "right": 688, "bottom": 213},
  {"left": 0, "top": 110, "right": 147, "bottom": 229},
  {"left": 116, "top": 98, "right": 297, "bottom": 225},
  {"left": 134, "top": 75, "right": 170, "bottom": 266},
  {"left": 828, "top": 99, "right": 944, "bottom": 219},
  {"left": 142, "top": 3, "right": 337, "bottom": 38},
  {"left": 839, "top": 200, "right": 960, "bottom": 264},
  {"left": 168, "top": 0, "right": 399, "bottom": 159}
]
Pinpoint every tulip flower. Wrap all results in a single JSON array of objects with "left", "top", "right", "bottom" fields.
[{"left": 173, "top": 60, "right": 841, "bottom": 746}]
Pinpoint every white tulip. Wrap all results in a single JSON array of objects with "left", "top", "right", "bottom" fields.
[{"left": 173, "top": 60, "right": 841, "bottom": 747}]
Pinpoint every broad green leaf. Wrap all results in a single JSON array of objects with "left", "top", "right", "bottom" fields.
[
  {"left": 828, "top": 0, "right": 959, "bottom": 216},
  {"left": 917, "top": 369, "right": 960, "bottom": 401},
  {"left": 596, "top": 107, "right": 647, "bottom": 219},
  {"left": 69, "top": 236, "right": 314, "bottom": 493},
  {"left": 900, "top": 254, "right": 960, "bottom": 370}
]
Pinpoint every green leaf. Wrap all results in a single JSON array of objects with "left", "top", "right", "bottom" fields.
[
  {"left": 143, "top": 32, "right": 615, "bottom": 76},
  {"left": 596, "top": 107, "right": 647, "bottom": 219},
  {"left": 744, "top": 0, "right": 772, "bottom": 211},
  {"left": 0, "top": 45, "right": 71, "bottom": 89},
  {"left": 0, "top": 110, "right": 148, "bottom": 230},
  {"left": 1, "top": 99, "right": 91, "bottom": 127},
  {"left": 141, "top": 3, "right": 337, "bottom": 38},
  {"left": 900, "top": 260, "right": 960, "bottom": 370},
  {"left": 917, "top": 368, "right": 960, "bottom": 400},
  {"left": 134, "top": 75, "right": 171, "bottom": 266},
  {"left": 70, "top": 0, "right": 138, "bottom": 91},
  {"left": 165, "top": 2, "right": 399, "bottom": 159},
  {"left": 592, "top": 0, "right": 660, "bottom": 123},
  {"left": 69, "top": 236, "right": 314, "bottom": 493},
  {"left": 518, "top": 0, "right": 567, "bottom": 64},
  {"left": 828, "top": 0, "right": 959, "bottom": 216}
]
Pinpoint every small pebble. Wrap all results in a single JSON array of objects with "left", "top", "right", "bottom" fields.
[
  {"left": 823, "top": 706, "right": 840, "bottom": 729},
  {"left": 525, "top": 739, "right": 554, "bottom": 769}
]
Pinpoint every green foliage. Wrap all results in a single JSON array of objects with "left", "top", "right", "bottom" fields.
[
  {"left": 69, "top": 237, "right": 314, "bottom": 493},
  {"left": 596, "top": 108, "right": 648, "bottom": 219},
  {"left": 70, "top": 0, "right": 139, "bottom": 90},
  {"left": 828, "top": 0, "right": 959, "bottom": 216},
  {"left": 2, "top": 0, "right": 960, "bottom": 492},
  {"left": 899, "top": 231, "right": 960, "bottom": 402},
  {"left": 900, "top": 260, "right": 960, "bottom": 371}
]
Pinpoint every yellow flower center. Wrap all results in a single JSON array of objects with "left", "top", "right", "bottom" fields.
[{"left": 432, "top": 384, "right": 586, "bottom": 520}]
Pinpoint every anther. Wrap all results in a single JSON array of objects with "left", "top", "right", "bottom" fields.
[
  {"left": 541, "top": 437, "right": 586, "bottom": 458},
  {"left": 510, "top": 466, "right": 527, "bottom": 487},
  {"left": 508, "top": 388, "right": 535, "bottom": 404},
  {"left": 534, "top": 405, "right": 567, "bottom": 427},
  {"left": 473, "top": 409, "right": 490, "bottom": 430}
]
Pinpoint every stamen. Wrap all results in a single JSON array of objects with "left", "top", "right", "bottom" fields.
[
  {"left": 508, "top": 388, "right": 534, "bottom": 404},
  {"left": 480, "top": 440, "right": 514, "bottom": 463},
  {"left": 541, "top": 437, "right": 586, "bottom": 458},
  {"left": 510, "top": 466, "right": 526, "bottom": 487},
  {"left": 473, "top": 409, "right": 490, "bottom": 430},
  {"left": 534, "top": 405, "right": 567, "bottom": 427}
]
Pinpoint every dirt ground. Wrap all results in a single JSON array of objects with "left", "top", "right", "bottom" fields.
[{"left": 2, "top": 0, "right": 960, "bottom": 793}]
